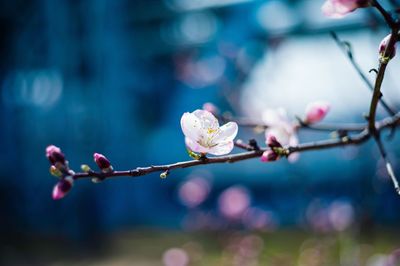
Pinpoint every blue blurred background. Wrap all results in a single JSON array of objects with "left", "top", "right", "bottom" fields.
[{"left": 2, "top": 0, "right": 400, "bottom": 265}]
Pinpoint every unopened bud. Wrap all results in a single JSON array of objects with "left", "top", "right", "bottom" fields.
[
  {"left": 260, "top": 150, "right": 279, "bottom": 162},
  {"left": 46, "top": 145, "right": 65, "bottom": 165},
  {"left": 379, "top": 34, "right": 396, "bottom": 61},
  {"left": 93, "top": 153, "right": 113, "bottom": 173},
  {"left": 266, "top": 134, "right": 282, "bottom": 148},
  {"left": 304, "top": 101, "right": 330, "bottom": 124},
  {"left": 52, "top": 176, "right": 73, "bottom": 200}
]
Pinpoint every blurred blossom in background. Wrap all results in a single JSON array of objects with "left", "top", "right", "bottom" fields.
[{"left": 1, "top": 0, "right": 400, "bottom": 265}]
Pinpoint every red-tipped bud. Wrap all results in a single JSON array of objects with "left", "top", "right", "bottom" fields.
[
  {"left": 260, "top": 150, "right": 279, "bottom": 162},
  {"left": 266, "top": 134, "right": 282, "bottom": 148},
  {"left": 52, "top": 176, "right": 73, "bottom": 200},
  {"left": 46, "top": 145, "right": 65, "bottom": 165},
  {"left": 93, "top": 153, "right": 113, "bottom": 173},
  {"left": 305, "top": 101, "right": 330, "bottom": 124},
  {"left": 379, "top": 34, "right": 396, "bottom": 60}
]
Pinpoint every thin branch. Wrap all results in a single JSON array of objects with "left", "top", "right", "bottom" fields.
[
  {"left": 72, "top": 112, "right": 400, "bottom": 181},
  {"left": 221, "top": 116, "right": 366, "bottom": 132},
  {"left": 368, "top": 31, "right": 398, "bottom": 134},
  {"left": 374, "top": 134, "right": 400, "bottom": 194},
  {"left": 372, "top": 0, "right": 398, "bottom": 29},
  {"left": 234, "top": 140, "right": 256, "bottom": 151},
  {"left": 330, "top": 31, "right": 396, "bottom": 116}
]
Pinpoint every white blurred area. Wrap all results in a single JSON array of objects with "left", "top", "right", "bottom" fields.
[
  {"left": 240, "top": 31, "right": 400, "bottom": 121},
  {"left": 2, "top": 69, "right": 63, "bottom": 109}
]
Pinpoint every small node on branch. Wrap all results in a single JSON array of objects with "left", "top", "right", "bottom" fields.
[
  {"left": 248, "top": 139, "right": 260, "bottom": 150},
  {"left": 160, "top": 170, "right": 169, "bottom": 179},
  {"left": 341, "top": 136, "right": 350, "bottom": 143},
  {"left": 81, "top": 164, "right": 91, "bottom": 173},
  {"left": 369, "top": 68, "right": 378, "bottom": 74},
  {"left": 49, "top": 165, "right": 62, "bottom": 178}
]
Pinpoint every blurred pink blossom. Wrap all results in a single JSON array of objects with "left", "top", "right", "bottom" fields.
[
  {"left": 306, "top": 200, "right": 332, "bottom": 233},
  {"left": 262, "top": 108, "right": 299, "bottom": 162},
  {"left": 218, "top": 186, "right": 250, "bottom": 219},
  {"left": 242, "top": 207, "right": 278, "bottom": 231},
  {"left": 178, "top": 177, "right": 211, "bottom": 208},
  {"left": 306, "top": 199, "right": 355, "bottom": 232},
  {"left": 181, "top": 109, "right": 238, "bottom": 155},
  {"left": 162, "top": 248, "right": 189, "bottom": 266},
  {"left": 304, "top": 101, "right": 330, "bottom": 124},
  {"left": 328, "top": 200, "right": 354, "bottom": 231},
  {"left": 322, "top": 0, "right": 369, "bottom": 18}
]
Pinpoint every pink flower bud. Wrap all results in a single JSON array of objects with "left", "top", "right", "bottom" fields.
[
  {"left": 52, "top": 177, "right": 73, "bottom": 200},
  {"left": 266, "top": 134, "right": 282, "bottom": 148},
  {"left": 260, "top": 150, "right": 279, "bottom": 162},
  {"left": 305, "top": 101, "right": 330, "bottom": 124},
  {"left": 93, "top": 153, "right": 113, "bottom": 172},
  {"left": 322, "top": 0, "right": 369, "bottom": 18},
  {"left": 379, "top": 34, "right": 396, "bottom": 60},
  {"left": 46, "top": 145, "right": 65, "bottom": 165}
]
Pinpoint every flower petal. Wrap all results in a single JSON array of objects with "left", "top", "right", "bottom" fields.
[
  {"left": 321, "top": 0, "right": 359, "bottom": 18},
  {"left": 181, "top": 112, "right": 202, "bottom": 140},
  {"left": 262, "top": 108, "right": 289, "bottom": 126},
  {"left": 213, "top": 122, "right": 238, "bottom": 143},
  {"left": 265, "top": 127, "right": 291, "bottom": 146},
  {"left": 288, "top": 135, "right": 300, "bottom": 162},
  {"left": 193, "top": 109, "right": 219, "bottom": 131},
  {"left": 185, "top": 137, "right": 210, "bottom": 153},
  {"left": 208, "top": 141, "right": 234, "bottom": 156}
]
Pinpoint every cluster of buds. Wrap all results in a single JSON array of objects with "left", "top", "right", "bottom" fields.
[
  {"left": 261, "top": 134, "right": 285, "bottom": 162},
  {"left": 46, "top": 145, "right": 74, "bottom": 200},
  {"left": 46, "top": 145, "right": 114, "bottom": 200}
]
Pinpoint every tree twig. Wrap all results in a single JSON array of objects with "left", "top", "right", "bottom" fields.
[
  {"left": 330, "top": 31, "right": 396, "bottom": 116},
  {"left": 374, "top": 134, "right": 400, "bottom": 194},
  {"left": 368, "top": 31, "right": 398, "bottom": 134},
  {"left": 372, "top": 0, "right": 398, "bottom": 29},
  {"left": 221, "top": 116, "right": 366, "bottom": 132},
  {"left": 71, "top": 112, "right": 400, "bottom": 181}
]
